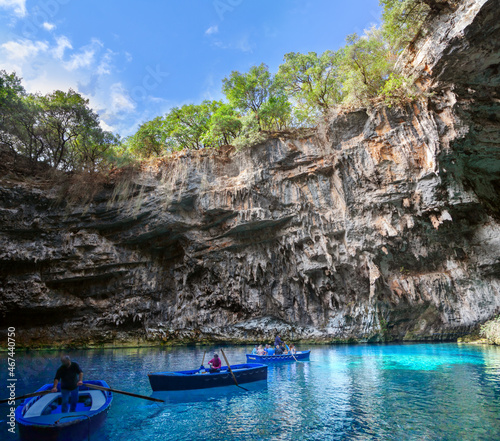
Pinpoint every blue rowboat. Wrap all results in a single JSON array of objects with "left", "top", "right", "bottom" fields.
[
  {"left": 15, "top": 380, "right": 112, "bottom": 441},
  {"left": 148, "top": 363, "right": 267, "bottom": 391},
  {"left": 246, "top": 350, "right": 311, "bottom": 363}
]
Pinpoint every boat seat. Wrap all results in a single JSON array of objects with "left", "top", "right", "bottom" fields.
[
  {"left": 24, "top": 393, "right": 59, "bottom": 418},
  {"left": 88, "top": 390, "right": 106, "bottom": 411}
]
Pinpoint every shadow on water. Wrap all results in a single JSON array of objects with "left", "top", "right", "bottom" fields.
[{"left": 151, "top": 380, "right": 268, "bottom": 405}]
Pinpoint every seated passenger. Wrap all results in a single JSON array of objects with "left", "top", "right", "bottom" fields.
[
  {"left": 257, "top": 345, "right": 266, "bottom": 355},
  {"left": 208, "top": 354, "right": 222, "bottom": 373},
  {"left": 264, "top": 344, "right": 271, "bottom": 355},
  {"left": 252, "top": 345, "right": 258, "bottom": 355},
  {"left": 267, "top": 346, "right": 275, "bottom": 356},
  {"left": 289, "top": 344, "right": 297, "bottom": 354},
  {"left": 275, "top": 345, "right": 284, "bottom": 355}
]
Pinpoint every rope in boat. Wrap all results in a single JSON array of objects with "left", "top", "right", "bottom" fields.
[{"left": 55, "top": 414, "right": 91, "bottom": 441}]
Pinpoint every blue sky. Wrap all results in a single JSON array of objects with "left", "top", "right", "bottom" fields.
[{"left": 0, "top": 0, "right": 382, "bottom": 136}]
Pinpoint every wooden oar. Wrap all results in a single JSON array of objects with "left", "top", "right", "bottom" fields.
[
  {"left": 283, "top": 341, "right": 300, "bottom": 363},
  {"left": 199, "top": 351, "right": 206, "bottom": 371},
  {"left": 84, "top": 383, "right": 164, "bottom": 403},
  {"left": 0, "top": 390, "right": 52, "bottom": 404},
  {"left": 220, "top": 349, "right": 249, "bottom": 392}
]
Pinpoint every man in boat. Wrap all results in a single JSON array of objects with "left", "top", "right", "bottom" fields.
[
  {"left": 208, "top": 353, "right": 222, "bottom": 373},
  {"left": 275, "top": 345, "right": 284, "bottom": 355},
  {"left": 252, "top": 345, "right": 258, "bottom": 355},
  {"left": 51, "top": 355, "right": 83, "bottom": 413},
  {"left": 274, "top": 334, "right": 283, "bottom": 347}
]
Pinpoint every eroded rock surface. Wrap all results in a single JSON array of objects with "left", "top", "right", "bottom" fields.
[{"left": 0, "top": 0, "right": 499, "bottom": 347}]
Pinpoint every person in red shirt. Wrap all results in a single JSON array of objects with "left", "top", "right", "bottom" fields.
[{"left": 208, "top": 354, "right": 222, "bottom": 373}]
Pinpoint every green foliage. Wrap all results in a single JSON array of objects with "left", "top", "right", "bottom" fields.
[
  {"left": 381, "top": 0, "right": 431, "bottom": 51},
  {"left": 165, "top": 100, "right": 222, "bottom": 150},
  {"left": 480, "top": 315, "right": 500, "bottom": 345},
  {"left": 232, "top": 113, "right": 267, "bottom": 151},
  {"left": 259, "top": 93, "right": 291, "bottom": 131},
  {"left": 222, "top": 63, "right": 292, "bottom": 130},
  {"left": 277, "top": 50, "right": 343, "bottom": 117},
  {"left": 0, "top": 70, "right": 24, "bottom": 108},
  {"left": 0, "top": 71, "right": 118, "bottom": 171},
  {"left": 222, "top": 63, "right": 273, "bottom": 114},
  {"left": 202, "top": 104, "right": 242, "bottom": 148},
  {"left": 128, "top": 117, "right": 167, "bottom": 159},
  {"left": 341, "top": 27, "right": 394, "bottom": 106},
  {"left": 380, "top": 72, "right": 418, "bottom": 107}
]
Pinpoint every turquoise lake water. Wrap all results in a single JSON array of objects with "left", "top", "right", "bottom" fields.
[{"left": 2, "top": 343, "right": 500, "bottom": 440}]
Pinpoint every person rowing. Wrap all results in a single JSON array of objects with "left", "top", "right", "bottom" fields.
[{"left": 208, "top": 354, "right": 222, "bottom": 373}]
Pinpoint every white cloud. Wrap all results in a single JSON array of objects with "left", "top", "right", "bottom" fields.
[
  {"left": 1, "top": 39, "right": 48, "bottom": 60},
  {"left": 63, "top": 39, "right": 102, "bottom": 71},
  {"left": 42, "top": 22, "right": 56, "bottom": 31},
  {"left": 0, "top": 0, "right": 26, "bottom": 17},
  {"left": 52, "top": 35, "right": 72, "bottom": 59},
  {"left": 97, "top": 50, "right": 114, "bottom": 75},
  {"left": 213, "top": 35, "right": 252, "bottom": 53},
  {"left": 99, "top": 119, "right": 116, "bottom": 132},
  {"left": 110, "top": 82, "right": 135, "bottom": 112},
  {"left": 205, "top": 25, "right": 218, "bottom": 35}
]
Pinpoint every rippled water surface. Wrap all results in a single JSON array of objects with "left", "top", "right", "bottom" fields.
[{"left": 2, "top": 343, "right": 500, "bottom": 440}]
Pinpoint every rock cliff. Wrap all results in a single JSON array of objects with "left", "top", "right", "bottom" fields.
[{"left": 1, "top": 0, "right": 499, "bottom": 347}]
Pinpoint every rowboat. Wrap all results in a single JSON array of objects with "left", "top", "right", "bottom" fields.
[
  {"left": 15, "top": 380, "right": 112, "bottom": 441},
  {"left": 246, "top": 350, "right": 311, "bottom": 363},
  {"left": 148, "top": 363, "right": 267, "bottom": 391}
]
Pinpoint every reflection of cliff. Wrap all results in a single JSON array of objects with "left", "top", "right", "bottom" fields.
[{"left": 0, "top": 0, "right": 499, "bottom": 347}]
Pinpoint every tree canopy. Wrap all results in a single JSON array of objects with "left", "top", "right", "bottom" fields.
[{"left": 1, "top": 1, "right": 431, "bottom": 164}]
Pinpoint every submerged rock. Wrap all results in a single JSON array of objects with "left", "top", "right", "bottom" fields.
[{"left": 0, "top": 0, "right": 499, "bottom": 348}]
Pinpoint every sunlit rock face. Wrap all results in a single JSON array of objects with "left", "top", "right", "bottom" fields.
[{"left": 0, "top": 0, "right": 498, "bottom": 347}]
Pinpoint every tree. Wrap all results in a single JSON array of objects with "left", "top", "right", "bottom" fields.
[
  {"left": 277, "top": 50, "right": 343, "bottom": 116},
  {"left": 74, "top": 128, "right": 120, "bottom": 171},
  {"left": 202, "top": 104, "right": 242, "bottom": 147},
  {"left": 34, "top": 90, "right": 102, "bottom": 169},
  {"left": 128, "top": 117, "right": 166, "bottom": 159},
  {"left": 259, "top": 93, "right": 291, "bottom": 131},
  {"left": 341, "top": 28, "right": 393, "bottom": 106},
  {"left": 380, "top": 0, "right": 431, "bottom": 51},
  {"left": 222, "top": 64, "right": 292, "bottom": 130},
  {"left": 222, "top": 63, "right": 273, "bottom": 116},
  {"left": 164, "top": 100, "right": 222, "bottom": 150}
]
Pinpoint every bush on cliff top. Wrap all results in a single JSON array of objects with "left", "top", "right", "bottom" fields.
[{"left": 480, "top": 316, "right": 500, "bottom": 345}]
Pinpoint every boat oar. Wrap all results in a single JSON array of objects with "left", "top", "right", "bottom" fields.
[
  {"left": 283, "top": 341, "right": 300, "bottom": 363},
  {"left": 84, "top": 383, "right": 164, "bottom": 403},
  {"left": 0, "top": 390, "right": 52, "bottom": 404},
  {"left": 220, "top": 349, "right": 249, "bottom": 392},
  {"left": 199, "top": 351, "right": 206, "bottom": 372}
]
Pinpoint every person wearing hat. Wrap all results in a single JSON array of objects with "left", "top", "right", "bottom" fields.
[{"left": 208, "top": 353, "right": 222, "bottom": 373}]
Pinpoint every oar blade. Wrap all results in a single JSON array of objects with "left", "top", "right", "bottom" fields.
[{"left": 220, "top": 349, "right": 249, "bottom": 392}]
